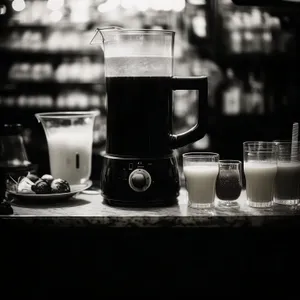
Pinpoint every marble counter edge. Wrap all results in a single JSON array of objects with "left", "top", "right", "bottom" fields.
[
  {"left": 2, "top": 190, "right": 300, "bottom": 227},
  {"left": 1, "top": 214, "right": 300, "bottom": 227}
]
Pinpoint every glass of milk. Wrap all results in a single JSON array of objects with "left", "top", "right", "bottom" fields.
[
  {"left": 35, "top": 111, "right": 99, "bottom": 185},
  {"left": 243, "top": 141, "right": 278, "bottom": 208},
  {"left": 183, "top": 152, "right": 219, "bottom": 209},
  {"left": 274, "top": 141, "right": 300, "bottom": 206}
]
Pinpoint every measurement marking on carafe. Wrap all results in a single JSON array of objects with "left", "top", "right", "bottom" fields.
[{"left": 76, "top": 153, "right": 80, "bottom": 169}]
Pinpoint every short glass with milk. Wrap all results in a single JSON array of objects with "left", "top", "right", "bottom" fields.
[
  {"left": 183, "top": 152, "right": 219, "bottom": 209},
  {"left": 36, "top": 111, "right": 99, "bottom": 186}
]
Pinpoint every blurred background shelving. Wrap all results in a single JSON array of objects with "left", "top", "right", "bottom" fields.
[{"left": 0, "top": 0, "right": 299, "bottom": 177}]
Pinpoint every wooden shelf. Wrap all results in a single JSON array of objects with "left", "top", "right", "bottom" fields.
[
  {"left": 0, "top": 81, "right": 105, "bottom": 93},
  {"left": 1, "top": 24, "right": 49, "bottom": 30},
  {"left": 2, "top": 23, "right": 90, "bottom": 30},
  {"left": 0, "top": 48, "right": 100, "bottom": 58},
  {"left": 216, "top": 52, "right": 294, "bottom": 67},
  {"left": 0, "top": 106, "right": 104, "bottom": 112}
]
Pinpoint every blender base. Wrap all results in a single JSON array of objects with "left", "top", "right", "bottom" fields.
[
  {"left": 102, "top": 195, "right": 178, "bottom": 208},
  {"left": 100, "top": 153, "right": 181, "bottom": 208}
]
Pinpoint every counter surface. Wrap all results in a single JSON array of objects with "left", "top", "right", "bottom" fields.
[{"left": 1, "top": 189, "right": 300, "bottom": 227}]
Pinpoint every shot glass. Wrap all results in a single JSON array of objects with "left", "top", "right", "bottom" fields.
[
  {"left": 243, "top": 141, "right": 277, "bottom": 208},
  {"left": 216, "top": 160, "right": 242, "bottom": 208},
  {"left": 273, "top": 141, "right": 300, "bottom": 206},
  {"left": 183, "top": 152, "right": 219, "bottom": 209}
]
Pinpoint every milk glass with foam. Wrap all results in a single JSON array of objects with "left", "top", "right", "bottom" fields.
[
  {"left": 36, "top": 111, "right": 99, "bottom": 185},
  {"left": 243, "top": 141, "right": 277, "bottom": 208},
  {"left": 183, "top": 152, "right": 219, "bottom": 209}
]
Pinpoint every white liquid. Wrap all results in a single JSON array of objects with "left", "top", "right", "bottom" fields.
[
  {"left": 183, "top": 164, "right": 219, "bottom": 205},
  {"left": 275, "top": 161, "right": 300, "bottom": 202},
  {"left": 244, "top": 162, "right": 277, "bottom": 204},
  {"left": 47, "top": 126, "right": 93, "bottom": 185}
]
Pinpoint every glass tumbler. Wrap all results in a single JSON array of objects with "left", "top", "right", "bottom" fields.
[
  {"left": 35, "top": 111, "right": 99, "bottom": 185},
  {"left": 216, "top": 160, "right": 242, "bottom": 208},
  {"left": 274, "top": 141, "right": 300, "bottom": 206},
  {"left": 183, "top": 152, "right": 219, "bottom": 209},
  {"left": 243, "top": 141, "right": 277, "bottom": 208}
]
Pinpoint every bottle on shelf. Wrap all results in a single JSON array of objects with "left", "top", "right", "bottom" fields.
[
  {"left": 221, "top": 68, "right": 243, "bottom": 116},
  {"left": 64, "top": 30, "right": 81, "bottom": 51},
  {"left": 250, "top": 8, "right": 263, "bottom": 52},
  {"left": 243, "top": 13, "right": 254, "bottom": 53},
  {"left": 262, "top": 12, "right": 273, "bottom": 53},
  {"left": 2, "top": 97, "right": 15, "bottom": 107},
  {"left": 47, "top": 30, "right": 65, "bottom": 52},
  {"left": 9, "top": 62, "right": 54, "bottom": 82},
  {"left": 27, "top": 96, "right": 36, "bottom": 107},
  {"left": 90, "top": 94, "right": 101, "bottom": 108},
  {"left": 227, "top": 12, "right": 243, "bottom": 54},
  {"left": 223, "top": 6, "right": 282, "bottom": 54},
  {"left": 245, "top": 73, "right": 264, "bottom": 115},
  {"left": 81, "top": 57, "right": 94, "bottom": 83},
  {"left": 68, "top": 59, "right": 82, "bottom": 82},
  {"left": 17, "top": 95, "right": 27, "bottom": 107},
  {"left": 55, "top": 58, "right": 69, "bottom": 82},
  {"left": 56, "top": 93, "right": 64, "bottom": 109},
  {"left": 41, "top": 63, "right": 54, "bottom": 81},
  {"left": 30, "top": 31, "right": 44, "bottom": 51},
  {"left": 8, "top": 31, "right": 22, "bottom": 49},
  {"left": 192, "top": 9, "right": 207, "bottom": 38}
]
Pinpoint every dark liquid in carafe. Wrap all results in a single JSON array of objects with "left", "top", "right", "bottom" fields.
[{"left": 106, "top": 76, "right": 173, "bottom": 157}]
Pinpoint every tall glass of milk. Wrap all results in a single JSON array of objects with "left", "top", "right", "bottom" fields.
[
  {"left": 36, "top": 111, "right": 99, "bottom": 185},
  {"left": 183, "top": 152, "right": 219, "bottom": 209},
  {"left": 243, "top": 141, "right": 278, "bottom": 208},
  {"left": 274, "top": 141, "right": 300, "bottom": 206}
]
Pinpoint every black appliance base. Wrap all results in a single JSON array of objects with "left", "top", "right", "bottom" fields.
[
  {"left": 100, "top": 153, "right": 181, "bottom": 207},
  {"left": 102, "top": 195, "right": 178, "bottom": 208}
]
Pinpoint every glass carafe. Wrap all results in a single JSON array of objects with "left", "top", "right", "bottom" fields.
[{"left": 91, "top": 28, "right": 208, "bottom": 157}]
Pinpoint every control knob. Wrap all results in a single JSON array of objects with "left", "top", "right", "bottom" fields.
[{"left": 128, "top": 169, "right": 151, "bottom": 192}]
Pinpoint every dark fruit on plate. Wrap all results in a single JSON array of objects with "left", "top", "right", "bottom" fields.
[
  {"left": 51, "top": 179, "right": 71, "bottom": 193},
  {"left": 41, "top": 174, "right": 54, "bottom": 185},
  {"left": 32, "top": 179, "right": 51, "bottom": 194},
  {"left": 27, "top": 173, "right": 40, "bottom": 183}
]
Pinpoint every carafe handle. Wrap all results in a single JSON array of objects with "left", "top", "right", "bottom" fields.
[{"left": 170, "top": 76, "right": 208, "bottom": 149}]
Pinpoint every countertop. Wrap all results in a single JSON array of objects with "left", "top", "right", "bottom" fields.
[
  {"left": 1, "top": 189, "right": 300, "bottom": 227},
  {"left": 2, "top": 188, "right": 300, "bottom": 296}
]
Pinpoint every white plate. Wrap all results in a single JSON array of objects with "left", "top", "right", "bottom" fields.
[{"left": 8, "top": 180, "right": 92, "bottom": 203}]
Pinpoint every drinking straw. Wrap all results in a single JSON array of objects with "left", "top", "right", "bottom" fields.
[{"left": 291, "top": 122, "right": 299, "bottom": 161}]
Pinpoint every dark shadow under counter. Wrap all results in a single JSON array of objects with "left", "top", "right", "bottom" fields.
[{"left": 1, "top": 189, "right": 300, "bottom": 296}]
